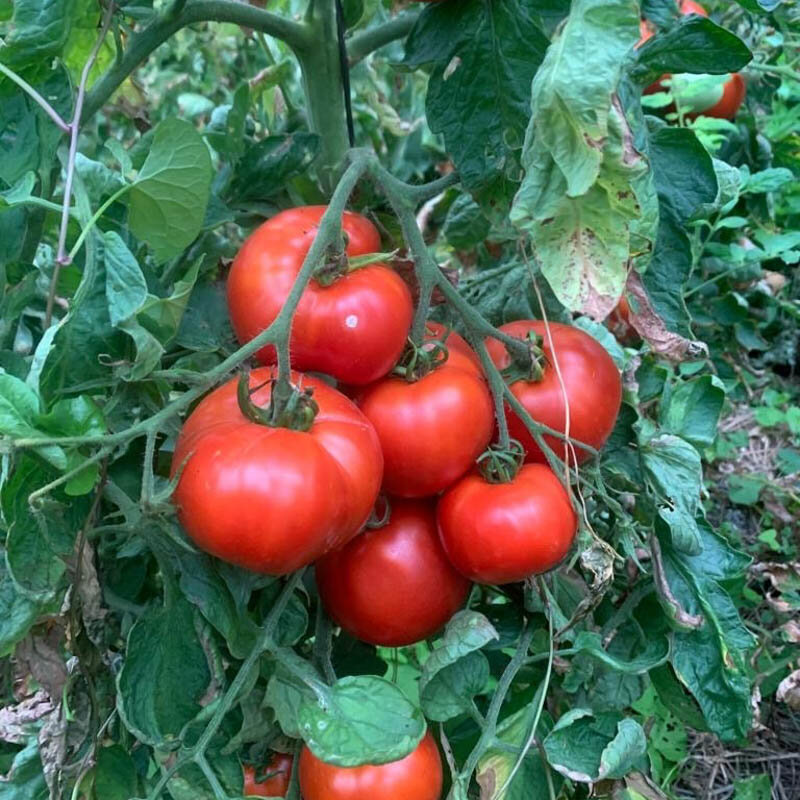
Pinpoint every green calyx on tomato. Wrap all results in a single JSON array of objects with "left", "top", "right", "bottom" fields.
[
  {"left": 498, "top": 330, "right": 546, "bottom": 384},
  {"left": 236, "top": 369, "right": 318, "bottom": 432},
  {"left": 391, "top": 336, "right": 450, "bottom": 382},
  {"left": 477, "top": 439, "right": 526, "bottom": 484},
  {"left": 313, "top": 242, "right": 399, "bottom": 288}
]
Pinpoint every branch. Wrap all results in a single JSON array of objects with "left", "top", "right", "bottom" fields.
[
  {"left": 83, "top": 0, "right": 311, "bottom": 120},
  {"left": 347, "top": 10, "right": 419, "bottom": 65}
]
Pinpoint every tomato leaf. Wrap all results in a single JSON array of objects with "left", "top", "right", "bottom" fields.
[
  {"left": 116, "top": 592, "right": 211, "bottom": 747},
  {"left": 572, "top": 630, "right": 671, "bottom": 674},
  {"left": 419, "top": 610, "right": 498, "bottom": 722},
  {"left": 297, "top": 675, "right": 425, "bottom": 767},
  {"left": 129, "top": 118, "right": 213, "bottom": 263},
  {"left": 543, "top": 710, "right": 646, "bottom": 783},
  {"left": 265, "top": 654, "right": 324, "bottom": 739},
  {"left": 635, "top": 16, "right": 752, "bottom": 78},
  {"left": 413, "top": 0, "right": 549, "bottom": 215},
  {"left": 477, "top": 709, "right": 560, "bottom": 800},
  {"left": 659, "top": 374, "right": 726, "bottom": 449},
  {"left": 92, "top": 746, "right": 138, "bottom": 800},
  {"left": 0, "top": 559, "right": 52, "bottom": 657},
  {"left": 641, "top": 123, "right": 717, "bottom": 335},
  {"left": 0, "top": 739, "right": 49, "bottom": 799},
  {"left": 511, "top": 0, "right": 657, "bottom": 318},
  {"left": 656, "top": 522, "right": 755, "bottom": 741}
]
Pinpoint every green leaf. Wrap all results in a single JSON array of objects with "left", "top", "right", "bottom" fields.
[
  {"left": 298, "top": 675, "right": 426, "bottom": 767},
  {"left": 0, "top": 739, "right": 48, "bottom": 799},
  {"left": 265, "top": 655, "right": 324, "bottom": 739},
  {"left": 635, "top": 17, "right": 752, "bottom": 77},
  {"left": 419, "top": 610, "right": 499, "bottom": 721},
  {"left": 511, "top": 0, "right": 656, "bottom": 318},
  {"left": 659, "top": 375, "right": 725, "bottom": 449},
  {"left": 229, "top": 133, "right": 320, "bottom": 202},
  {"left": 728, "top": 474, "right": 765, "bottom": 506},
  {"left": 0, "top": 557, "right": 49, "bottom": 657},
  {"left": 443, "top": 194, "right": 490, "bottom": 250},
  {"left": 128, "top": 118, "right": 213, "bottom": 263},
  {"left": 543, "top": 710, "right": 646, "bottom": 782},
  {"left": 477, "top": 709, "right": 561, "bottom": 800},
  {"left": 643, "top": 123, "right": 717, "bottom": 335},
  {"left": 733, "top": 774, "right": 772, "bottom": 800},
  {"left": 743, "top": 167, "right": 793, "bottom": 194},
  {"left": 657, "top": 522, "right": 755, "bottom": 741},
  {"left": 177, "top": 550, "right": 259, "bottom": 660},
  {"left": 93, "top": 746, "right": 138, "bottom": 800},
  {"left": 0, "top": 96, "right": 39, "bottom": 185},
  {"left": 117, "top": 592, "right": 211, "bottom": 747},
  {"left": 0, "top": 0, "right": 77, "bottom": 68},
  {"left": 641, "top": 434, "right": 703, "bottom": 555},
  {"left": 103, "top": 231, "right": 148, "bottom": 326},
  {"left": 572, "top": 630, "right": 670, "bottom": 674}
]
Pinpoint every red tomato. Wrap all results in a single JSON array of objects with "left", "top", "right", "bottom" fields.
[
  {"left": 485, "top": 321, "right": 621, "bottom": 465},
  {"left": 357, "top": 361, "right": 493, "bottom": 498},
  {"left": 437, "top": 464, "right": 577, "bottom": 584},
  {"left": 243, "top": 754, "right": 293, "bottom": 797},
  {"left": 316, "top": 499, "right": 470, "bottom": 646},
  {"left": 172, "top": 368, "right": 383, "bottom": 574},
  {"left": 228, "top": 206, "right": 413, "bottom": 385},
  {"left": 299, "top": 732, "right": 443, "bottom": 800},
  {"left": 689, "top": 72, "right": 745, "bottom": 119},
  {"left": 424, "top": 321, "right": 483, "bottom": 377},
  {"left": 680, "top": 0, "right": 708, "bottom": 15}
]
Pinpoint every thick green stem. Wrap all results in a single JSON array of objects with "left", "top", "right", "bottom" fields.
[
  {"left": 295, "top": 0, "right": 351, "bottom": 193},
  {"left": 347, "top": 11, "right": 420, "bottom": 65}
]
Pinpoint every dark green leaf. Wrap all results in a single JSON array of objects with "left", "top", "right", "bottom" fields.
[
  {"left": 117, "top": 592, "right": 211, "bottom": 747},
  {"left": 298, "top": 675, "right": 425, "bottom": 767},
  {"left": 0, "top": 557, "right": 49, "bottom": 656},
  {"left": 0, "top": 0, "right": 77, "bottom": 68},
  {"left": 0, "top": 96, "right": 39, "bottom": 185},
  {"left": 0, "top": 739, "right": 48, "bottom": 799},
  {"left": 229, "top": 133, "right": 320, "bottom": 203},
  {"left": 443, "top": 194, "right": 490, "bottom": 250},
  {"left": 657, "top": 522, "right": 754, "bottom": 741},
  {"left": 572, "top": 630, "right": 670, "bottom": 674},
  {"left": 93, "top": 746, "right": 138, "bottom": 800},
  {"left": 636, "top": 17, "right": 752, "bottom": 76},
  {"left": 128, "top": 118, "right": 213, "bottom": 263},
  {"left": 103, "top": 231, "right": 148, "bottom": 327},
  {"left": 422, "top": 0, "right": 550, "bottom": 214}
]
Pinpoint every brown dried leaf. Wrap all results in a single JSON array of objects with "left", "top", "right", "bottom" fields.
[
  {"left": 38, "top": 707, "right": 66, "bottom": 798},
  {"left": 777, "top": 669, "right": 800, "bottom": 711},
  {"left": 625, "top": 272, "right": 708, "bottom": 362},
  {"left": 16, "top": 627, "right": 68, "bottom": 702},
  {"left": 0, "top": 691, "right": 54, "bottom": 744}
]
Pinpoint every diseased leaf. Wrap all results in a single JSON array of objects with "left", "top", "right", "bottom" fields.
[
  {"left": 128, "top": 118, "right": 213, "bottom": 263},
  {"left": 511, "top": 0, "right": 656, "bottom": 318}
]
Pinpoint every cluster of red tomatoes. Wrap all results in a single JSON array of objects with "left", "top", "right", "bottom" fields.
[
  {"left": 171, "top": 206, "right": 622, "bottom": 799},
  {"left": 640, "top": 0, "right": 746, "bottom": 120}
]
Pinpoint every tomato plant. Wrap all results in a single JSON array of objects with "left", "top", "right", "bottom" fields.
[
  {"left": 486, "top": 320, "right": 622, "bottom": 464},
  {"left": 299, "top": 732, "right": 443, "bottom": 800},
  {"left": 316, "top": 498, "right": 470, "bottom": 646},
  {"left": 0, "top": 0, "right": 796, "bottom": 798},
  {"left": 172, "top": 368, "right": 383, "bottom": 573}
]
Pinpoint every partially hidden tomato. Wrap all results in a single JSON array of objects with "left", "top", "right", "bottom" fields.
[
  {"left": 485, "top": 321, "right": 621, "bottom": 465},
  {"left": 357, "top": 359, "right": 493, "bottom": 498},
  {"left": 437, "top": 464, "right": 577, "bottom": 584},
  {"left": 424, "top": 321, "right": 483, "bottom": 377},
  {"left": 243, "top": 754, "right": 293, "bottom": 798},
  {"left": 228, "top": 206, "right": 413, "bottom": 385},
  {"left": 316, "top": 498, "right": 470, "bottom": 647},
  {"left": 172, "top": 368, "right": 383, "bottom": 574},
  {"left": 606, "top": 295, "right": 639, "bottom": 346},
  {"left": 638, "top": 1, "right": 744, "bottom": 120},
  {"left": 299, "top": 732, "right": 443, "bottom": 800}
]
